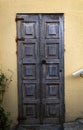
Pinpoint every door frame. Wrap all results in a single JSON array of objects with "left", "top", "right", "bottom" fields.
[{"left": 16, "top": 13, "right": 65, "bottom": 125}]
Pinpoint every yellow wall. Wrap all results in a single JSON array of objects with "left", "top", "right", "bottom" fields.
[{"left": 0, "top": 0, "right": 83, "bottom": 126}]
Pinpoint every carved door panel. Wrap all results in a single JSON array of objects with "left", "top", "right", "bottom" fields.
[
  {"left": 16, "top": 14, "right": 40, "bottom": 124},
  {"left": 40, "top": 15, "right": 64, "bottom": 124},
  {"left": 16, "top": 14, "right": 64, "bottom": 125}
]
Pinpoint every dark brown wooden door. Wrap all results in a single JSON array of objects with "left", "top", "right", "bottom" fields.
[{"left": 16, "top": 14, "right": 64, "bottom": 126}]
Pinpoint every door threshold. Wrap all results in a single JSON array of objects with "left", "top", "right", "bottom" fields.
[{"left": 14, "top": 124, "right": 64, "bottom": 130}]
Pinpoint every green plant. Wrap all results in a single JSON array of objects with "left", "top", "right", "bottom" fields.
[
  {"left": 0, "top": 70, "right": 12, "bottom": 104},
  {"left": 0, "top": 106, "right": 11, "bottom": 130},
  {"left": 0, "top": 70, "right": 13, "bottom": 130}
]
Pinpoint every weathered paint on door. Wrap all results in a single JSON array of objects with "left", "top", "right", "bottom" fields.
[{"left": 16, "top": 14, "right": 64, "bottom": 126}]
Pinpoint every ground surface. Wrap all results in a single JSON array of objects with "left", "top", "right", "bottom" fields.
[
  {"left": 64, "top": 121, "right": 83, "bottom": 130},
  {"left": 13, "top": 119, "right": 83, "bottom": 130}
]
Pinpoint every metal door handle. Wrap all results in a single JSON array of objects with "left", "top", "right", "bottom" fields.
[{"left": 41, "top": 59, "right": 46, "bottom": 64}]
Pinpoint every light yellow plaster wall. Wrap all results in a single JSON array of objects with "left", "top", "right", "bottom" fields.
[
  {"left": 0, "top": 21, "right": 1, "bottom": 64},
  {"left": 0, "top": 0, "right": 83, "bottom": 126}
]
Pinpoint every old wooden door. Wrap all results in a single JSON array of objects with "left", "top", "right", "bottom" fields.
[{"left": 16, "top": 14, "right": 64, "bottom": 126}]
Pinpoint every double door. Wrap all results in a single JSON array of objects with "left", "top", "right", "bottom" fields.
[{"left": 16, "top": 14, "right": 64, "bottom": 125}]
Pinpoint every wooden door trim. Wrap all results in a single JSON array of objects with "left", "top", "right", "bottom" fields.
[{"left": 16, "top": 13, "right": 65, "bottom": 124}]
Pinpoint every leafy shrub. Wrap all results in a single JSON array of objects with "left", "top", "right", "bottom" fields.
[
  {"left": 0, "top": 70, "right": 13, "bottom": 130},
  {"left": 0, "top": 106, "right": 11, "bottom": 130}
]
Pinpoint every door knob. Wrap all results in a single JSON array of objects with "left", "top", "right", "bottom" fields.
[{"left": 41, "top": 59, "right": 46, "bottom": 64}]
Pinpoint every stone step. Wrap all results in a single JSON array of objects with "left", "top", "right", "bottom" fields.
[
  {"left": 14, "top": 125, "right": 63, "bottom": 130},
  {"left": 13, "top": 119, "right": 83, "bottom": 130}
]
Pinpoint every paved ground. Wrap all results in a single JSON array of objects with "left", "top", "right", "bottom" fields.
[
  {"left": 13, "top": 119, "right": 83, "bottom": 130},
  {"left": 14, "top": 124, "right": 83, "bottom": 130},
  {"left": 64, "top": 121, "right": 83, "bottom": 130}
]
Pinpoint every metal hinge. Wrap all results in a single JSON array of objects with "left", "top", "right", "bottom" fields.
[
  {"left": 17, "top": 116, "right": 27, "bottom": 121},
  {"left": 15, "top": 17, "right": 24, "bottom": 22},
  {"left": 16, "top": 37, "right": 24, "bottom": 42},
  {"left": 64, "top": 103, "right": 65, "bottom": 114},
  {"left": 16, "top": 51, "right": 18, "bottom": 55}
]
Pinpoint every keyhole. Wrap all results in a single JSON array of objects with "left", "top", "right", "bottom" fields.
[{"left": 42, "top": 59, "right": 46, "bottom": 64}]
